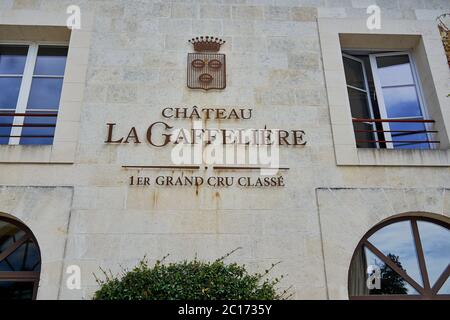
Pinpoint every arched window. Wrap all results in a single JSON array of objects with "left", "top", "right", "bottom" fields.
[
  {"left": 349, "top": 216, "right": 450, "bottom": 300},
  {"left": 0, "top": 213, "right": 41, "bottom": 300}
]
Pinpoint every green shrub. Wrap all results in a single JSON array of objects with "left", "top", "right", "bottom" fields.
[{"left": 93, "top": 250, "right": 290, "bottom": 300}]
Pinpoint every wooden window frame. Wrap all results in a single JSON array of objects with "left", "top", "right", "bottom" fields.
[{"left": 349, "top": 216, "right": 450, "bottom": 300}]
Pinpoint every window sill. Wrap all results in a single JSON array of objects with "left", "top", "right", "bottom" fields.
[
  {"left": 0, "top": 142, "right": 76, "bottom": 164},
  {"left": 335, "top": 147, "right": 450, "bottom": 167}
]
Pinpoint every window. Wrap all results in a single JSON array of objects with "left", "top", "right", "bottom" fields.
[
  {"left": 319, "top": 21, "right": 450, "bottom": 166},
  {"left": 0, "top": 44, "right": 68, "bottom": 145},
  {"left": 349, "top": 216, "right": 450, "bottom": 300},
  {"left": 343, "top": 51, "right": 437, "bottom": 150},
  {"left": 0, "top": 214, "right": 41, "bottom": 300}
]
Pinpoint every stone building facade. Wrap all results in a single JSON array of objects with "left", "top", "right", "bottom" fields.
[{"left": 0, "top": 0, "right": 449, "bottom": 300}]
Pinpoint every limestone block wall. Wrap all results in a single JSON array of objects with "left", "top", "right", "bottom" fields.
[{"left": 0, "top": 0, "right": 449, "bottom": 300}]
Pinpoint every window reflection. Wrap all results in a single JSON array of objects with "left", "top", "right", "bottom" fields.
[
  {"left": 27, "top": 78, "right": 64, "bottom": 109},
  {"left": 349, "top": 245, "right": 418, "bottom": 296},
  {"left": 365, "top": 247, "right": 418, "bottom": 295},
  {"left": 417, "top": 221, "right": 450, "bottom": 287},
  {"left": 27, "top": 46, "right": 67, "bottom": 110},
  {"left": 0, "top": 77, "right": 22, "bottom": 108},
  {"left": 34, "top": 47, "right": 68, "bottom": 76},
  {"left": 381, "top": 86, "right": 422, "bottom": 118},
  {"left": 390, "top": 122, "right": 430, "bottom": 149},
  {"left": 439, "top": 277, "right": 450, "bottom": 294},
  {"left": 0, "top": 115, "right": 13, "bottom": 145},
  {"left": 0, "top": 45, "right": 27, "bottom": 115},
  {"left": 0, "top": 46, "right": 28, "bottom": 74},
  {"left": 349, "top": 217, "right": 450, "bottom": 299},
  {"left": 376, "top": 55, "right": 414, "bottom": 87},
  {"left": 368, "top": 220, "right": 423, "bottom": 286}
]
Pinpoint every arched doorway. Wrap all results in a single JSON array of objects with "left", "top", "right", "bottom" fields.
[
  {"left": 348, "top": 215, "right": 450, "bottom": 300},
  {"left": 0, "top": 213, "right": 41, "bottom": 300}
]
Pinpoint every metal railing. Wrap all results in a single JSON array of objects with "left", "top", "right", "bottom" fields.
[
  {"left": 0, "top": 112, "right": 57, "bottom": 140},
  {"left": 352, "top": 118, "right": 439, "bottom": 147}
]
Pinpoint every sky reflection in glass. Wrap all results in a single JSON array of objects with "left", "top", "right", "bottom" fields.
[
  {"left": 439, "top": 277, "right": 449, "bottom": 294},
  {"left": 0, "top": 46, "right": 28, "bottom": 74},
  {"left": 382, "top": 86, "right": 422, "bottom": 118},
  {"left": 390, "top": 121, "right": 430, "bottom": 149},
  {"left": 376, "top": 55, "right": 414, "bottom": 87},
  {"left": 368, "top": 221, "right": 423, "bottom": 286},
  {"left": 417, "top": 221, "right": 450, "bottom": 288},
  {"left": 34, "top": 47, "right": 68, "bottom": 76},
  {"left": 0, "top": 77, "right": 22, "bottom": 108},
  {"left": 27, "top": 78, "right": 63, "bottom": 109}
]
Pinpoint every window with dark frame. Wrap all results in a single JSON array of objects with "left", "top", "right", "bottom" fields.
[
  {"left": 349, "top": 216, "right": 450, "bottom": 300},
  {"left": 0, "top": 44, "right": 68, "bottom": 145},
  {"left": 342, "top": 50, "right": 438, "bottom": 150},
  {"left": 0, "top": 215, "right": 41, "bottom": 300}
]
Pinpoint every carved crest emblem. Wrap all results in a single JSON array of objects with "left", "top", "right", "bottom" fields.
[{"left": 187, "top": 36, "right": 226, "bottom": 90}]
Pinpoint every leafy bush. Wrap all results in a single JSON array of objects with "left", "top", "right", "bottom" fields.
[{"left": 93, "top": 250, "right": 290, "bottom": 300}]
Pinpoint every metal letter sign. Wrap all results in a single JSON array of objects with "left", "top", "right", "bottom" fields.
[{"left": 187, "top": 36, "right": 226, "bottom": 90}]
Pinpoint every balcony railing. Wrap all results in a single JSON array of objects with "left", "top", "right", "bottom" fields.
[
  {"left": 352, "top": 118, "right": 439, "bottom": 148},
  {"left": 0, "top": 112, "right": 57, "bottom": 144}
]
